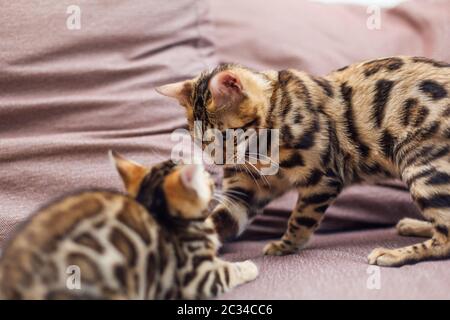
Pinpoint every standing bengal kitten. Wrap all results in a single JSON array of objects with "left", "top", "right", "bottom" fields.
[
  {"left": 157, "top": 56, "right": 450, "bottom": 267},
  {"left": 0, "top": 152, "right": 258, "bottom": 299}
]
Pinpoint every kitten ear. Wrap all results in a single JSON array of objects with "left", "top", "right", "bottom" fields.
[
  {"left": 109, "top": 150, "right": 149, "bottom": 197},
  {"left": 155, "top": 80, "right": 193, "bottom": 106},
  {"left": 179, "top": 164, "right": 204, "bottom": 195},
  {"left": 209, "top": 71, "right": 244, "bottom": 108}
]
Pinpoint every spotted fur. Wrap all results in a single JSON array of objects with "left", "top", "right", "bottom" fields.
[
  {"left": 158, "top": 56, "right": 450, "bottom": 267},
  {"left": 0, "top": 153, "right": 258, "bottom": 299}
]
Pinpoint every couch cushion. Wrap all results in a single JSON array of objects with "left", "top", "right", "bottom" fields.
[
  {"left": 210, "top": 0, "right": 449, "bottom": 73},
  {"left": 0, "top": 0, "right": 216, "bottom": 245},
  {"left": 221, "top": 228, "right": 450, "bottom": 299}
]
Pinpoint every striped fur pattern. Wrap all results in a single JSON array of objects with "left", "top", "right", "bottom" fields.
[
  {"left": 157, "top": 56, "right": 450, "bottom": 267},
  {"left": 0, "top": 154, "right": 258, "bottom": 299}
]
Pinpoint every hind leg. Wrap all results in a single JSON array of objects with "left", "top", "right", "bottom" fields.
[
  {"left": 369, "top": 154, "right": 450, "bottom": 267},
  {"left": 396, "top": 218, "right": 433, "bottom": 238}
]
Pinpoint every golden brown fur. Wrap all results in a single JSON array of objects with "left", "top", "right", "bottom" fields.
[
  {"left": 0, "top": 153, "right": 258, "bottom": 299},
  {"left": 158, "top": 56, "right": 450, "bottom": 267}
]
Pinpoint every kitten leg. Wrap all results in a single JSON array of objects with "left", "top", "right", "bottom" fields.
[
  {"left": 369, "top": 220, "right": 450, "bottom": 267},
  {"left": 369, "top": 156, "right": 450, "bottom": 267},
  {"left": 189, "top": 259, "right": 258, "bottom": 299},
  {"left": 208, "top": 167, "right": 287, "bottom": 243},
  {"left": 368, "top": 228, "right": 450, "bottom": 267},
  {"left": 227, "top": 260, "right": 259, "bottom": 288},
  {"left": 396, "top": 218, "right": 433, "bottom": 238},
  {"left": 263, "top": 177, "right": 341, "bottom": 256}
]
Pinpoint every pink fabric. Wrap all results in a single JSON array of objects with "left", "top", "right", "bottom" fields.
[
  {"left": 0, "top": 0, "right": 216, "bottom": 245},
  {"left": 210, "top": 0, "right": 449, "bottom": 73},
  {"left": 223, "top": 228, "right": 450, "bottom": 299}
]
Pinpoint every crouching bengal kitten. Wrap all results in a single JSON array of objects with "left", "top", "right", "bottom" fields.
[
  {"left": 0, "top": 152, "right": 258, "bottom": 299},
  {"left": 157, "top": 56, "right": 450, "bottom": 267}
]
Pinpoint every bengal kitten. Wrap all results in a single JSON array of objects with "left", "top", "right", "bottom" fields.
[
  {"left": 0, "top": 152, "right": 258, "bottom": 299},
  {"left": 157, "top": 56, "right": 450, "bottom": 267}
]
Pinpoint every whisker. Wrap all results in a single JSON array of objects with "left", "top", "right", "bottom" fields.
[
  {"left": 245, "top": 160, "right": 270, "bottom": 187},
  {"left": 247, "top": 152, "right": 281, "bottom": 169},
  {"left": 244, "top": 155, "right": 272, "bottom": 186},
  {"left": 220, "top": 191, "right": 249, "bottom": 209},
  {"left": 212, "top": 195, "right": 233, "bottom": 212},
  {"left": 243, "top": 162, "right": 262, "bottom": 191},
  {"left": 218, "top": 195, "right": 240, "bottom": 211},
  {"left": 224, "top": 189, "right": 247, "bottom": 197}
]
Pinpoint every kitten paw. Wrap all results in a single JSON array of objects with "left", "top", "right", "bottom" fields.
[
  {"left": 367, "top": 247, "right": 405, "bottom": 267},
  {"left": 235, "top": 260, "right": 259, "bottom": 281},
  {"left": 263, "top": 240, "right": 297, "bottom": 256},
  {"left": 396, "top": 218, "right": 433, "bottom": 238},
  {"left": 396, "top": 218, "right": 415, "bottom": 236}
]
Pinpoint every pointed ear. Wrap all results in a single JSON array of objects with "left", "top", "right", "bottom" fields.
[
  {"left": 209, "top": 71, "right": 244, "bottom": 108},
  {"left": 155, "top": 80, "right": 193, "bottom": 106},
  {"left": 109, "top": 150, "right": 149, "bottom": 197},
  {"left": 179, "top": 165, "right": 204, "bottom": 194}
]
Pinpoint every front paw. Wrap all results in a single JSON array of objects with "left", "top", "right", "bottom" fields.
[
  {"left": 367, "top": 247, "right": 404, "bottom": 267},
  {"left": 263, "top": 240, "right": 297, "bottom": 256},
  {"left": 236, "top": 260, "right": 259, "bottom": 281}
]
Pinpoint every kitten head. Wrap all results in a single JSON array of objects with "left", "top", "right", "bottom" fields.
[
  {"left": 110, "top": 151, "right": 214, "bottom": 221},
  {"left": 156, "top": 64, "right": 273, "bottom": 135}
]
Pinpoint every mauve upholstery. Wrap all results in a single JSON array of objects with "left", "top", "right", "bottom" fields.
[
  {"left": 0, "top": 0, "right": 215, "bottom": 244},
  {"left": 222, "top": 228, "right": 450, "bottom": 299},
  {"left": 211, "top": 0, "right": 449, "bottom": 72}
]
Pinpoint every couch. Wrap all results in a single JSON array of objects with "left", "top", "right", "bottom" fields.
[{"left": 0, "top": 0, "right": 449, "bottom": 299}]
